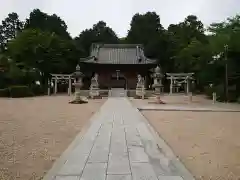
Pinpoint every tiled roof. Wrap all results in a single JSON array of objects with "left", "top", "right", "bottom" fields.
[{"left": 81, "top": 44, "right": 157, "bottom": 64}]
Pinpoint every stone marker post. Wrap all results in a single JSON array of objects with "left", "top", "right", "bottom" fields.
[
  {"left": 213, "top": 92, "right": 216, "bottom": 104},
  {"left": 141, "top": 85, "right": 145, "bottom": 100},
  {"left": 188, "top": 92, "right": 193, "bottom": 103},
  {"left": 68, "top": 77, "right": 72, "bottom": 96},
  {"left": 48, "top": 79, "right": 51, "bottom": 96},
  {"left": 54, "top": 78, "right": 58, "bottom": 95}
]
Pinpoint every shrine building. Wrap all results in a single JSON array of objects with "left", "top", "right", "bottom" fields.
[
  {"left": 49, "top": 43, "right": 194, "bottom": 96},
  {"left": 80, "top": 44, "right": 157, "bottom": 89}
]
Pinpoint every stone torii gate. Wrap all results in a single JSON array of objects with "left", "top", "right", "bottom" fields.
[
  {"left": 166, "top": 73, "right": 194, "bottom": 94},
  {"left": 49, "top": 74, "right": 75, "bottom": 96}
]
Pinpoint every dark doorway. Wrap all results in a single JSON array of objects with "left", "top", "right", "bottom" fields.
[{"left": 110, "top": 77, "right": 126, "bottom": 89}]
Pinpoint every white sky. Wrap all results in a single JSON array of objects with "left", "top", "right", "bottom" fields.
[{"left": 0, "top": 0, "right": 239, "bottom": 37}]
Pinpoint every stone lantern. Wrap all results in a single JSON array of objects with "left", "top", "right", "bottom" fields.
[
  {"left": 152, "top": 66, "right": 164, "bottom": 93},
  {"left": 152, "top": 66, "right": 165, "bottom": 104},
  {"left": 70, "top": 64, "right": 88, "bottom": 104}
]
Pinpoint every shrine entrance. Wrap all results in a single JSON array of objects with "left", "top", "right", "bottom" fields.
[
  {"left": 111, "top": 78, "right": 126, "bottom": 89},
  {"left": 110, "top": 70, "right": 127, "bottom": 89},
  {"left": 166, "top": 73, "right": 194, "bottom": 94}
]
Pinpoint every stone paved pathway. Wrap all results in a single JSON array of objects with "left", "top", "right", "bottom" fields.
[{"left": 45, "top": 98, "right": 195, "bottom": 180}]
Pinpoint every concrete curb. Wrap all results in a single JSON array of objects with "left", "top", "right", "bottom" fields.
[{"left": 138, "top": 107, "right": 240, "bottom": 113}]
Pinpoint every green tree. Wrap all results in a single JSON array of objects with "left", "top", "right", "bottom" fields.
[
  {"left": 126, "top": 12, "right": 169, "bottom": 71},
  {"left": 7, "top": 29, "right": 76, "bottom": 85},
  {"left": 0, "top": 54, "right": 10, "bottom": 88},
  {"left": 0, "top": 54, "right": 10, "bottom": 72},
  {"left": 204, "top": 14, "right": 240, "bottom": 101},
  {"left": 25, "top": 9, "right": 71, "bottom": 39},
  {"left": 209, "top": 15, "right": 240, "bottom": 35},
  {"left": 167, "top": 15, "right": 207, "bottom": 74},
  {"left": 75, "top": 21, "right": 119, "bottom": 57},
  {"left": 127, "top": 12, "right": 164, "bottom": 44},
  {"left": 0, "top": 12, "right": 24, "bottom": 51}
]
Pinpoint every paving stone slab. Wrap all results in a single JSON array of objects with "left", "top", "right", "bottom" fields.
[
  {"left": 88, "top": 124, "right": 112, "bottom": 163},
  {"left": 55, "top": 176, "right": 80, "bottom": 180},
  {"left": 125, "top": 127, "right": 149, "bottom": 163},
  {"left": 128, "top": 146, "right": 149, "bottom": 163},
  {"left": 107, "top": 159, "right": 131, "bottom": 175},
  {"left": 106, "top": 174, "right": 132, "bottom": 180},
  {"left": 125, "top": 127, "right": 143, "bottom": 147},
  {"left": 109, "top": 128, "right": 128, "bottom": 157},
  {"left": 158, "top": 176, "right": 184, "bottom": 180},
  {"left": 80, "top": 163, "right": 107, "bottom": 180},
  {"left": 107, "top": 124, "right": 131, "bottom": 174},
  {"left": 131, "top": 162, "right": 158, "bottom": 180},
  {"left": 57, "top": 158, "right": 87, "bottom": 175}
]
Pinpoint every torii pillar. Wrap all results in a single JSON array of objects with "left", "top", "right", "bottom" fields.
[
  {"left": 170, "top": 76, "right": 173, "bottom": 94},
  {"left": 186, "top": 76, "right": 189, "bottom": 95}
]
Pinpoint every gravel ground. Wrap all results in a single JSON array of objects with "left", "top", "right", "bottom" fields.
[
  {"left": 132, "top": 97, "right": 240, "bottom": 180},
  {"left": 0, "top": 96, "right": 105, "bottom": 180}
]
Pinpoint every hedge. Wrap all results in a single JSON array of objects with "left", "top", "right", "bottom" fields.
[
  {"left": 0, "top": 88, "right": 10, "bottom": 97},
  {"left": 0, "top": 85, "right": 47, "bottom": 98},
  {"left": 238, "top": 97, "right": 240, "bottom": 104},
  {"left": 204, "top": 84, "right": 238, "bottom": 102},
  {"left": 9, "top": 86, "right": 34, "bottom": 98},
  {"left": 30, "top": 84, "right": 45, "bottom": 96}
]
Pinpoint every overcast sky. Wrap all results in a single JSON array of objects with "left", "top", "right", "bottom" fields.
[{"left": 0, "top": 0, "right": 239, "bottom": 37}]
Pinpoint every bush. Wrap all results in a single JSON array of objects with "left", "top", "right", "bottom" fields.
[
  {"left": 9, "top": 86, "right": 33, "bottom": 98},
  {"left": 204, "top": 84, "right": 238, "bottom": 102},
  {"left": 30, "top": 84, "right": 45, "bottom": 96},
  {"left": 204, "top": 86, "right": 214, "bottom": 99},
  {"left": 215, "top": 84, "right": 225, "bottom": 102},
  {"left": 0, "top": 88, "right": 10, "bottom": 97},
  {"left": 226, "top": 91, "right": 238, "bottom": 102},
  {"left": 237, "top": 97, "right": 240, "bottom": 104},
  {"left": 215, "top": 85, "right": 238, "bottom": 102}
]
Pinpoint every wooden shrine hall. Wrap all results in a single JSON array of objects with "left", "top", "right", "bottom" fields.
[
  {"left": 48, "top": 44, "right": 194, "bottom": 96},
  {"left": 80, "top": 44, "right": 157, "bottom": 89}
]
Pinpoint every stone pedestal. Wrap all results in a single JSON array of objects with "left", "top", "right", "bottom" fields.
[{"left": 136, "top": 85, "right": 145, "bottom": 97}]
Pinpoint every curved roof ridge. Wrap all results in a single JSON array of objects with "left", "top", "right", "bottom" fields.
[{"left": 92, "top": 43, "right": 144, "bottom": 48}]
